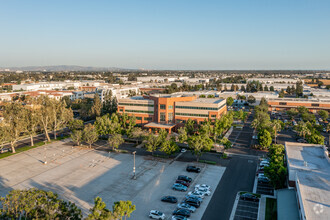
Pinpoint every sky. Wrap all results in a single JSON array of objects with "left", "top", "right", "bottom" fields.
[{"left": 0, "top": 0, "right": 330, "bottom": 70}]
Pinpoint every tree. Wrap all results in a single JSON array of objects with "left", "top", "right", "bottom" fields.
[
  {"left": 258, "top": 130, "right": 272, "bottom": 150},
  {"left": 269, "top": 86, "right": 274, "bottom": 91},
  {"left": 71, "top": 130, "right": 83, "bottom": 146},
  {"left": 126, "top": 115, "right": 136, "bottom": 135},
  {"left": 87, "top": 197, "right": 114, "bottom": 220},
  {"left": 22, "top": 107, "right": 39, "bottom": 146},
  {"left": 318, "top": 110, "right": 329, "bottom": 121},
  {"left": 264, "top": 85, "right": 269, "bottom": 91},
  {"left": 3, "top": 103, "right": 25, "bottom": 153},
  {"left": 90, "top": 93, "right": 102, "bottom": 118},
  {"left": 226, "top": 97, "right": 234, "bottom": 106},
  {"left": 247, "top": 95, "right": 256, "bottom": 104},
  {"left": 160, "top": 137, "right": 179, "bottom": 155},
  {"left": 94, "top": 115, "right": 112, "bottom": 136},
  {"left": 145, "top": 134, "right": 159, "bottom": 155},
  {"left": 0, "top": 126, "right": 9, "bottom": 152},
  {"left": 220, "top": 137, "right": 232, "bottom": 149},
  {"left": 296, "top": 121, "right": 311, "bottom": 138},
  {"left": 37, "top": 96, "right": 54, "bottom": 142},
  {"left": 178, "top": 127, "right": 188, "bottom": 143},
  {"left": 308, "top": 133, "right": 324, "bottom": 145},
  {"left": 296, "top": 81, "right": 303, "bottom": 97},
  {"left": 113, "top": 200, "right": 136, "bottom": 220},
  {"left": 103, "top": 90, "right": 113, "bottom": 114},
  {"left": 0, "top": 188, "right": 82, "bottom": 219},
  {"left": 51, "top": 100, "right": 73, "bottom": 139},
  {"left": 264, "top": 144, "right": 287, "bottom": 189},
  {"left": 68, "top": 119, "right": 84, "bottom": 132},
  {"left": 185, "top": 119, "right": 196, "bottom": 135},
  {"left": 272, "top": 119, "right": 282, "bottom": 144},
  {"left": 108, "top": 133, "right": 124, "bottom": 151},
  {"left": 278, "top": 89, "right": 285, "bottom": 98},
  {"left": 188, "top": 134, "right": 213, "bottom": 162},
  {"left": 83, "top": 124, "right": 99, "bottom": 148},
  {"left": 129, "top": 127, "right": 147, "bottom": 144},
  {"left": 213, "top": 119, "right": 224, "bottom": 142},
  {"left": 260, "top": 97, "right": 268, "bottom": 106},
  {"left": 240, "top": 85, "right": 246, "bottom": 92}
]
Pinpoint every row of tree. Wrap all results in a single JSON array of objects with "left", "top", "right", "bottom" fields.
[
  {"left": 0, "top": 96, "right": 73, "bottom": 153},
  {"left": 264, "top": 144, "right": 287, "bottom": 189},
  {"left": 251, "top": 98, "right": 282, "bottom": 150},
  {"left": 0, "top": 188, "right": 135, "bottom": 220}
]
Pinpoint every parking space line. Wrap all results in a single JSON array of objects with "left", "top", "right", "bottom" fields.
[
  {"left": 237, "top": 204, "right": 259, "bottom": 209},
  {"left": 234, "top": 214, "right": 258, "bottom": 219}
]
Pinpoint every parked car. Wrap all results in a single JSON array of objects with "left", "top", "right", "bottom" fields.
[
  {"left": 171, "top": 216, "right": 190, "bottom": 220},
  {"left": 161, "top": 196, "right": 177, "bottom": 203},
  {"left": 195, "top": 184, "right": 211, "bottom": 190},
  {"left": 149, "top": 210, "right": 165, "bottom": 220},
  {"left": 181, "top": 148, "right": 187, "bottom": 153},
  {"left": 185, "top": 195, "right": 203, "bottom": 202},
  {"left": 195, "top": 188, "right": 211, "bottom": 196},
  {"left": 186, "top": 166, "right": 201, "bottom": 173},
  {"left": 177, "top": 203, "right": 196, "bottom": 213},
  {"left": 297, "top": 138, "right": 307, "bottom": 143},
  {"left": 176, "top": 180, "right": 190, "bottom": 187},
  {"left": 184, "top": 198, "right": 200, "bottom": 208},
  {"left": 172, "top": 183, "right": 187, "bottom": 192},
  {"left": 187, "top": 191, "right": 205, "bottom": 198},
  {"left": 178, "top": 175, "right": 192, "bottom": 183},
  {"left": 240, "top": 193, "right": 259, "bottom": 202},
  {"left": 173, "top": 209, "right": 191, "bottom": 217},
  {"left": 258, "top": 177, "right": 270, "bottom": 184}
]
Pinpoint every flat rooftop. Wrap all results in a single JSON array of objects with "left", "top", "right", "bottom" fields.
[
  {"left": 277, "top": 189, "right": 300, "bottom": 220},
  {"left": 150, "top": 93, "right": 195, "bottom": 98},
  {"left": 189, "top": 98, "right": 224, "bottom": 104},
  {"left": 285, "top": 142, "right": 330, "bottom": 220}
]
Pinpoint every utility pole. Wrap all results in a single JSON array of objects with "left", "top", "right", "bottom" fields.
[{"left": 133, "top": 151, "right": 136, "bottom": 179}]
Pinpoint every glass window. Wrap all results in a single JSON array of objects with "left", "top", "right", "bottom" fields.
[
  {"left": 144, "top": 117, "right": 152, "bottom": 121},
  {"left": 279, "top": 102, "right": 287, "bottom": 105},
  {"left": 168, "top": 105, "right": 173, "bottom": 109},
  {"left": 160, "top": 104, "right": 166, "bottom": 110},
  {"left": 160, "top": 113, "right": 166, "bottom": 122},
  {"left": 312, "top": 103, "right": 319, "bottom": 107},
  {"left": 136, "top": 117, "right": 142, "bottom": 120},
  {"left": 168, "top": 113, "right": 173, "bottom": 122},
  {"left": 119, "top": 109, "right": 123, "bottom": 112}
]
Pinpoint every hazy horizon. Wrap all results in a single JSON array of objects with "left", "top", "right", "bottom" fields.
[{"left": 1, "top": 0, "right": 330, "bottom": 70}]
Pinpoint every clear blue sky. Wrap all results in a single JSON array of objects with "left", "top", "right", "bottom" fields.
[{"left": 1, "top": 0, "right": 330, "bottom": 70}]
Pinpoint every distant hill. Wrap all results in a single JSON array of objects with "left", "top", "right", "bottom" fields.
[{"left": 0, "top": 65, "right": 133, "bottom": 72}]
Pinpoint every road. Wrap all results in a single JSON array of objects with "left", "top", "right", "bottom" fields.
[
  {"left": 202, "top": 111, "right": 262, "bottom": 220},
  {"left": 202, "top": 156, "right": 257, "bottom": 220}
]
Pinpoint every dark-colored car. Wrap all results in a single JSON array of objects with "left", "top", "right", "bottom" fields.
[
  {"left": 258, "top": 177, "right": 270, "bottom": 184},
  {"left": 177, "top": 175, "right": 192, "bottom": 183},
  {"left": 184, "top": 198, "right": 200, "bottom": 208},
  {"left": 186, "top": 166, "right": 201, "bottom": 173},
  {"left": 173, "top": 209, "right": 191, "bottom": 217},
  {"left": 161, "top": 196, "right": 177, "bottom": 203},
  {"left": 185, "top": 195, "right": 203, "bottom": 202},
  {"left": 240, "top": 193, "right": 259, "bottom": 202},
  {"left": 175, "top": 179, "right": 190, "bottom": 187}
]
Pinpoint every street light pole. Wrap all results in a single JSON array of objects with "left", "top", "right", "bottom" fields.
[{"left": 133, "top": 151, "right": 136, "bottom": 179}]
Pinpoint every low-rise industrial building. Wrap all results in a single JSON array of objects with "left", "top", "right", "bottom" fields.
[
  {"left": 267, "top": 98, "right": 330, "bottom": 112},
  {"left": 285, "top": 142, "right": 330, "bottom": 220}
]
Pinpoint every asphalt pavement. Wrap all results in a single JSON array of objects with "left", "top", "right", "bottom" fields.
[{"left": 202, "top": 156, "right": 258, "bottom": 220}]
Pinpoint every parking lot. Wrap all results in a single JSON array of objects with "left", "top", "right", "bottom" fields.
[
  {"left": 0, "top": 139, "right": 225, "bottom": 219},
  {"left": 256, "top": 181, "right": 274, "bottom": 196},
  {"left": 233, "top": 193, "right": 260, "bottom": 220}
]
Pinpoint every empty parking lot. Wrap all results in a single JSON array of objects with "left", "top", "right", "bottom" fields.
[{"left": 0, "top": 139, "right": 225, "bottom": 219}]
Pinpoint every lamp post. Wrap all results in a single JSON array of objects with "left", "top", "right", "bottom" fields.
[
  {"left": 44, "top": 147, "right": 47, "bottom": 164},
  {"left": 133, "top": 151, "right": 136, "bottom": 179}
]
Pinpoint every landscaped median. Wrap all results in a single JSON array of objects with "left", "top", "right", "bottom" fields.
[{"left": 0, "top": 135, "right": 70, "bottom": 159}]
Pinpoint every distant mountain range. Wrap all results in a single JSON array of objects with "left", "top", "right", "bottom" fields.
[{"left": 0, "top": 65, "right": 133, "bottom": 72}]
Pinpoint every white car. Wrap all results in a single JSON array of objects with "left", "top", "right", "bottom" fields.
[
  {"left": 195, "top": 188, "right": 211, "bottom": 196},
  {"left": 181, "top": 148, "right": 187, "bottom": 153},
  {"left": 260, "top": 161, "right": 269, "bottom": 167},
  {"left": 172, "top": 216, "right": 190, "bottom": 220},
  {"left": 188, "top": 191, "right": 205, "bottom": 198},
  {"left": 149, "top": 210, "right": 165, "bottom": 220},
  {"left": 195, "top": 184, "right": 211, "bottom": 190}
]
